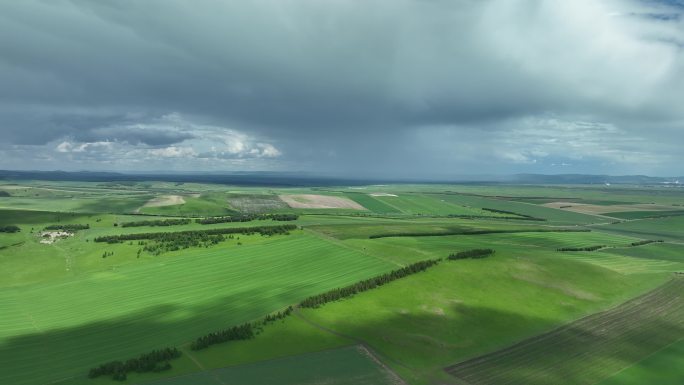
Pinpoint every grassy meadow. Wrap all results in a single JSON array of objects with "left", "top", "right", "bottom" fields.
[{"left": 0, "top": 180, "right": 682, "bottom": 385}]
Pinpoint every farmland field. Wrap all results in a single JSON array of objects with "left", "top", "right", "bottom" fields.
[
  {"left": 0, "top": 180, "right": 683, "bottom": 385},
  {"left": 143, "top": 345, "right": 404, "bottom": 385},
  {"left": 446, "top": 277, "right": 684, "bottom": 385},
  {"left": 599, "top": 339, "right": 684, "bottom": 385},
  {"left": 0, "top": 230, "right": 394, "bottom": 385}
]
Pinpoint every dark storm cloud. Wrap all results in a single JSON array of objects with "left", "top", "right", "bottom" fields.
[{"left": 0, "top": 0, "right": 683, "bottom": 176}]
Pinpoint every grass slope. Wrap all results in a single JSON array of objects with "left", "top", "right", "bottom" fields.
[
  {"left": 598, "top": 339, "right": 684, "bottom": 385},
  {"left": 435, "top": 193, "right": 603, "bottom": 225},
  {"left": 595, "top": 216, "right": 684, "bottom": 242},
  {"left": 344, "top": 193, "right": 402, "bottom": 214},
  {"left": 140, "top": 345, "right": 403, "bottom": 385},
  {"left": 296, "top": 246, "right": 666, "bottom": 384},
  {"left": 446, "top": 277, "right": 684, "bottom": 385}
]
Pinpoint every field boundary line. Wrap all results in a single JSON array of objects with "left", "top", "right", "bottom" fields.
[
  {"left": 443, "top": 275, "right": 684, "bottom": 383},
  {"left": 292, "top": 308, "right": 413, "bottom": 372},
  {"left": 444, "top": 276, "right": 680, "bottom": 371},
  {"left": 179, "top": 346, "right": 206, "bottom": 371},
  {"left": 304, "top": 228, "right": 405, "bottom": 267}
]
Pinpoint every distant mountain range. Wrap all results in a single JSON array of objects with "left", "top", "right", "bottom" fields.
[
  {"left": 509, "top": 174, "right": 682, "bottom": 185},
  {"left": 0, "top": 170, "right": 681, "bottom": 186}
]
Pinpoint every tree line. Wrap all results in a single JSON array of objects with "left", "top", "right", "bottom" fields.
[
  {"left": 557, "top": 245, "right": 605, "bottom": 252},
  {"left": 630, "top": 239, "right": 663, "bottom": 247},
  {"left": 44, "top": 224, "right": 90, "bottom": 231},
  {"left": 190, "top": 306, "right": 293, "bottom": 351},
  {"left": 448, "top": 249, "right": 494, "bottom": 260},
  {"left": 140, "top": 233, "right": 228, "bottom": 255},
  {"left": 190, "top": 323, "right": 255, "bottom": 351},
  {"left": 481, "top": 208, "right": 545, "bottom": 221},
  {"left": 88, "top": 347, "right": 181, "bottom": 381},
  {"left": 299, "top": 259, "right": 440, "bottom": 308},
  {"left": 0, "top": 225, "right": 20, "bottom": 233},
  {"left": 196, "top": 213, "right": 298, "bottom": 225},
  {"left": 93, "top": 224, "right": 298, "bottom": 243},
  {"left": 120, "top": 219, "right": 191, "bottom": 228},
  {"left": 368, "top": 228, "right": 589, "bottom": 239}
]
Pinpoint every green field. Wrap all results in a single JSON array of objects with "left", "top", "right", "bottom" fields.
[
  {"left": 603, "top": 210, "right": 684, "bottom": 219},
  {"left": 595, "top": 215, "right": 684, "bottom": 242},
  {"left": 446, "top": 277, "right": 684, "bottom": 385},
  {"left": 344, "top": 192, "right": 402, "bottom": 214},
  {"left": 142, "top": 345, "right": 402, "bottom": 385},
  {"left": 1, "top": 180, "right": 683, "bottom": 385},
  {"left": 0, "top": 231, "right": 394, "bottom": 385},
  {"left": 599, "top": 339, "right": 684, "bottom": 385},
  {"left": 295, "top": 246, "right": 668, "bottom": 384},
  {"left": 602, "top": 242, "right": 684, "bottom": 263}
]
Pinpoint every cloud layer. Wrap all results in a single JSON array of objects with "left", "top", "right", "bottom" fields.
[{"left": 0, "top": 0, "right": 682, "bottom": 176}]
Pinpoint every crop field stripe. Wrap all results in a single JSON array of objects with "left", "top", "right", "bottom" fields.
[
  {"left": 344, "top": 193, "right": 401, "bottom": 214},
  {"left": 560, "top": 252, "right": 684, "bottom": 274},
  {"left": 0, "top": 233, "right": 396, "bottom": 385},
  {"left": 445, "top": 276, "right": 684, "bottom": 385}
]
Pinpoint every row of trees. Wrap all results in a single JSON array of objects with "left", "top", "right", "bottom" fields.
[
  {"left": 300, "top": 259, "right": 440, "bottom": 308},
  {"left": 44, "top": 224, "right": 89, "bottom": 231},
  {"left": 368, "top": 228, "right": 589, "bottom": 239},
  {"left": 263, "top": 306, "right": 293, "bottom": 325},
  {"left": 190, "top": 306, "right": 294, "bottom": 351},
  {"left": 190, "top": 323, "right": 255, "bottom": 350},
  {"left": 557, "top": 245, "right": 605, "bottom": 252},
  {"left": 0, "top": 225, "right": 20, "bottom": 233},
  {"left": 481, "top": 208, "right": 545, "bottom": 221},
  {"left": 196, "top": 213, "right": 298, "bottom": 225},
  {"left": 93, "top": 224, "right": 298, "bottom": 243},
  {"left": 630, "top": 239, "right": 663, "bottom": 247},
  {"left": 120, "top": 219, "right": 190, "bottom": 228},
  {"left": 88, "top": 347, "right": 181, "bottom": 381},
  {"left": 448, "top": 249, "right": 495, "bottom": 260},
  {"left": 141, "top": 233, "right": 227, "bottom": 255}
]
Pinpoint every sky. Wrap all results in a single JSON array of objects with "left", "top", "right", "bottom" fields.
[{"left": 0, "top": 0, "right": 683, "bottom": 178}]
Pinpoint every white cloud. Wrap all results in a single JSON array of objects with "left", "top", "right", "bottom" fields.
[
  {"left": 490, "top": 116, "right": 669, "bottom": 167},
  {"left": 55, "top": 140, "right": 113, "bottom": 153},
  {"left": 148, "top": 146, "right": 197, "bottom": 158},
  {"left": 41, "top": 113, "right": 283, "bottom": 170}
]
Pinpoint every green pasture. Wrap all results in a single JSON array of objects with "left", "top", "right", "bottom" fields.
[
  {"left": 603, "top": 210, "right": 684, "bottom": 219},
  {"left": 434, "top": 193, "right": 603, "bottom": 224},
  {"left": 599, "top": 339, "right": 684, "bottom": 385},
  {"left": 339, "top": 230, "right": 638, "bottom": 265},
  {"left": 365, "top": 193, "right": 502, "bottom": 216},
  {"left": 446, "top": 277, "right": 684, "bottom": 385},
  {"left": 139, "top": 192, "right": 237, "bottom": 216},
  {"left": 137, "top": 345, "right": 401, "bottom": 385},
  {"left": 602, "top": 242, "right": 684, "bottom": 263},
  {"left": 343, "top": 192, "right": 401, "bottom": 214},
  {"left": 1, "top": 181, "right": 683, "bottom": 385},
  {"left": 595, "top": 216, "right": 684, "bottom": 242},
  {"left": 308, "top": 217, "right": 570, "bottom": 240},
  {"left": 297, "top": 247, "right": 667, "bottom": 384},
  {"left": 0, "top": 232, "right": 394, "bottom": 385}
]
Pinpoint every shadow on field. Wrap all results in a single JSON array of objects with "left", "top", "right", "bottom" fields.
[
  {"left": 0, "top": 286, "right": 306, "bottom": 385},
  {"left": 5, "top": 280, "right": 682, "bottom": 385},
  {"left": 298, "top": 303, "right": 560, "bottom": 378},
  {"left": 446, "top": 318, "right": 684, "bottom": 385},
  {"left": 444, "top": 277, "right": 684, "bottom": 385}
]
